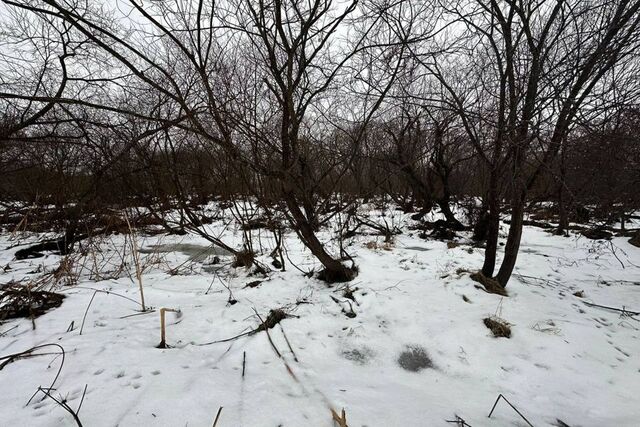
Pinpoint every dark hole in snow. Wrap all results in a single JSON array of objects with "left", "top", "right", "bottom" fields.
[{"left": 397, "top": 345, "right": 433, "bottom": 372}]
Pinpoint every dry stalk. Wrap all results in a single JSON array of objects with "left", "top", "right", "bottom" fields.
[
  {"left": 331, "top": 408, "right": 348, "bottom": 427},
  {"left": 212, "top": 406, "right": 223, "bottom": 427},
  {"left": 124, "top": 210, "right": 146, "bottom": 312}
]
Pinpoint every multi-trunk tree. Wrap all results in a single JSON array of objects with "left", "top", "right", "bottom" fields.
[{"left": 414, "top": 0, "right": 640, "bottom": 287}]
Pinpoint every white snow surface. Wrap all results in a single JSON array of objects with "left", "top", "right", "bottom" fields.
[{"left": 0, "top": 208, "right": 639, "bottom": 427}]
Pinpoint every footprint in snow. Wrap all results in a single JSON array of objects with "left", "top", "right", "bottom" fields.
[
  {"left": 342, "top": 346, "right": 375, "bottom": 365},
  {"left": 32, "top": 401, "right": 47, "bottom": 410},
  {"left": 614, "top": 347, "right": 630, "bottom": 358}
]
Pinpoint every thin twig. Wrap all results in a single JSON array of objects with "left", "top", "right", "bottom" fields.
[
  {"left": 446, "top": 414, "right": 473, "bottom": 426},
  {"left": 279, "top": 323, "right": 299, "bottom": 362},
  {"left": 253, "top": 308, "right": 282, "bottom": 358},
  {"left": 608, "top": 241, "right": 625, "bottom": 269},
  {"left": 0, "top": 324, "right": 19, "bottom": 337},
  {"left": 212, "top": 406, "right": 223, "bottom": 427},
  {"left": 0, "top": 344, "right": 66, "bottom": 407},
  {"left": 583, "top": 301, "right": 639, "bottom": 316},
  {"left": 39, "top": 386, "right": 84, "bottom": 427},
  {"left": 79, "top": 291, "right": 98, "bottom": 335},
  {"left": 488, "top": 394, "right": 534, "bottom": 427}
]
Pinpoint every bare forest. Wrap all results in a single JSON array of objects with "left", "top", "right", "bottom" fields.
[{"left": 1, "top": 1, "right": 639, "bottom": 426}]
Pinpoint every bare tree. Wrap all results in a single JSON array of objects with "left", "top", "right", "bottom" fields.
[
  {"left": 1, "top": 0, "right": 437, "bottom": 281},
  {"left": 411, "top": 0, "right": 640, "bottom": 287}
]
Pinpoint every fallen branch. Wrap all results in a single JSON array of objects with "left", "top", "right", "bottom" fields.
[{"left": 583, "top": 301, "right": 639, "bottom": 316}]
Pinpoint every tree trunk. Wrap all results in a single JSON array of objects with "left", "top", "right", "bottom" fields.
[
  {"left": 481, "top": 176, "right": 500, "bottom": 277},
  {"left": 437, "top": 194, "right": 464, "bottom": 230},
  {"left": 401, "top": 164, "right": 463, "bottom": 229},
  {"left": 557, "top": 185, "right": 569, "bottom": 234},
  {"left": 556, "top": 140, "right": 569, "bottom": 234},
  {"left": 400, "top": 164, "right": 434, "bottom": 214},
  {"left": 282, "top": 189, "right": 355, "bottom": 282},
  {"left": 495, "top": 192, "right": 526, "bottom": 287}
]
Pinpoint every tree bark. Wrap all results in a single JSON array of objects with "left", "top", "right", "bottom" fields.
[
  {"left": 481, "top": 174, "right": 500, "bottom": 277},
  {"left": 495, "top": 191, "right": 526, "bottom": 287},
  {"left": 437, "top": 178, "right": 464, "bottom": 230},
  {"left": 556, "top": 140, "right": 569, "bottom": 234},
  {"left": 282, "top": 188, "right": 354, "bottom": 282}
]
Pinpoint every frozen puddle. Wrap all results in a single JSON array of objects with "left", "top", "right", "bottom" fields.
[{"left": 139, "top": 243, "right": 231, "bottom": 262}]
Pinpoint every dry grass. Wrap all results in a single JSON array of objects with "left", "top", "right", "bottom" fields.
[
  {"left": 483, "top": 317, "right": 512, "bottom": 338},
  {"left": 255, "top": 309, "right": 289, "bottom": 332},
  {"left": 0, "top": 283, "right": 65, "bottom": 322},
  {"left": 470, "top": 272, "right": 508, "bottom": 296},
  {"left": 331, "top": 408, "right": 348, "bottom": 427},
  {"left": 364, "top": 240, "right": 394, "bottom": 251},
  {"left": 232, "top": 249, "right": 255, "bottom": 268}
]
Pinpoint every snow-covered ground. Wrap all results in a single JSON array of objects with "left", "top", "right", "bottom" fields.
[{"left": 1, "top": 207, "right": 639, "bottom": 427}]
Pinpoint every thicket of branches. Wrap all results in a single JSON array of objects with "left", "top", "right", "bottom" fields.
[{"left": 1, "top": 0, "right": 639, "bottom": 287}]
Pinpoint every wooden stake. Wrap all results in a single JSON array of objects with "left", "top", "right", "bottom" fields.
[{"left": 157, "top": 308, "right": 178, "bottom": 348}]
